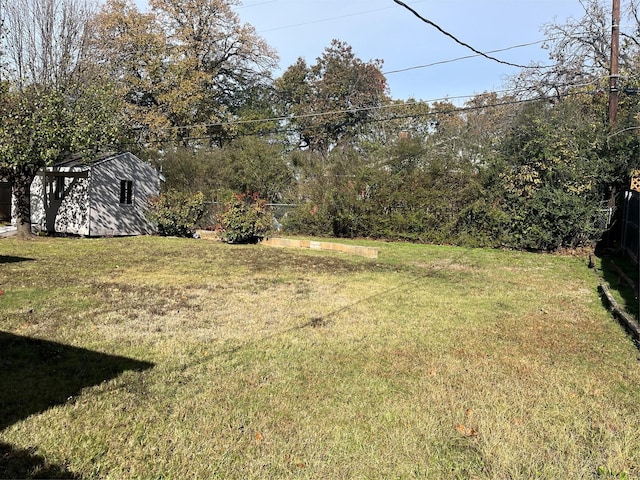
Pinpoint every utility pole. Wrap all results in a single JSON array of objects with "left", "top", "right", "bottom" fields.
[{"left": 609, "top": 0, "right": 621, "bottom": 128}]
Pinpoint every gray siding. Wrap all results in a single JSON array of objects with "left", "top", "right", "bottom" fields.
[
  {"left": 27, "top": 152, "right": 162, "bottom": 236},
  {"left": 88, "top": 153, "right": 160, "bottom": 236}
]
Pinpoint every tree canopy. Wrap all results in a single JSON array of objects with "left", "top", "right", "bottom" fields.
[
  {"left": 91, "top": 0, "right": 278, "bottom": 147},
  {"left": 2, "top": 0, "right": 639, "bottom": 250},
  {"left": 276, "top": 39, "right": 388, "bottom": 155}
]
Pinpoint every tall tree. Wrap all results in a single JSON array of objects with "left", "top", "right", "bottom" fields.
[
  {"left": 425, "top": 93, "right": 514, "bottom": 171},
  {"left": 276, "top": 39, "right": 388, "bottom": 156},
  {"left": 89, "top": 0, "right": 167, "bottom": 143},
  {"left": 91, "top": 0, "right": 278, "bottom": 147},
  {"left": 4, "top": 0, "right": 95, "bottom": 89}
]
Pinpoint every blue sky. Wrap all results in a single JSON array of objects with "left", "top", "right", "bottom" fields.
[{"left": 233, "top": 0, "right": 588, "bottom": 102}]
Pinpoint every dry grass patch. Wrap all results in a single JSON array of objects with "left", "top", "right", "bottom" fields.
[{"left": 1, "top": 236, "right": 639, "bottom": 478}]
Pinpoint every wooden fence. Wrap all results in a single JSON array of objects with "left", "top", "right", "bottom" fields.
[{"left": 622, "top": 190, "right": 640, "bottom": 264}]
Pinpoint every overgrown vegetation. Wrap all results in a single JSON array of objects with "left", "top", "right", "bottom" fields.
[
  {"left": 4, "top": 0, "right": 640, "bottom": 251},
  {"left": 1, "top": 236, "right": 639, "bottom": 478},
  {"left": 146, "top": 190, "right": 206, "bottom": 237},
  {"left": 215, "top": 192, "right": 273, "bottom": 244}
]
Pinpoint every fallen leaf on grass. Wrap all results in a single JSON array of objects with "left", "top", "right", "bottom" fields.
[{"left": 455, "top": 424, "right": 478, "bottom": 437}]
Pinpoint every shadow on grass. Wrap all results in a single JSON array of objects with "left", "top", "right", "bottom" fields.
[
  {"left": 0, "top": 255, "right": 34, "bottom": 264},
  {"left": 0, "top": 442, "right": 79, "bottom": 479},
  {"left": 599, "top": 255, "right": 639, "bottom": 319},
  {"left": 0, "top": 331, "right": 154, "bottom": 478}
]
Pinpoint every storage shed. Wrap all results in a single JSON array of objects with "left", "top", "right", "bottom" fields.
[{"left": 29, "top": 152, "right": 164, "bottom": 236}]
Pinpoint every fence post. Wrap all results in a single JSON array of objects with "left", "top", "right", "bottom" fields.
[{"left": 622, "top": 191, "right": 630, "bottom": 255}]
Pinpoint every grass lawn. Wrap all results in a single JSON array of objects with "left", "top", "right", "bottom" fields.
[{"left": 1, "top": 236, "right": 639, "bottom": 479}]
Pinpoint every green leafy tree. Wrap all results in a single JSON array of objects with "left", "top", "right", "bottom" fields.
[
  {"left": 156, "top": 138, "right": 293, "bottom": 204},
  {"left": 221, "top": 137, "right": 293, "bottom": 203},
  {"left": 0, "top": 84, "right": 123, "bottom": 237},
  {"left": 276, "top": 39, "right": 388, "bottom": 156},
  {"left": 488, "top": 95, "right": 609, "bottom": 250},
  {"left": 154, "top": 147, "right": 231, "bottom": 201}
]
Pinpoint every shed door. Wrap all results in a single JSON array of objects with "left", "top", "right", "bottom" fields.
[{"left": 0, "top": 182, "right": 11, "bottom": 221}]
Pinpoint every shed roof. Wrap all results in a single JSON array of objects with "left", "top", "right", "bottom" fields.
[{"left": 51, "top": 152, "right": 124, "bottom": 170}]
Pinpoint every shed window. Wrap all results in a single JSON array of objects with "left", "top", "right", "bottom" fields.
[{"left": 120, "top": 180, "right": 133, "bottom": 204}]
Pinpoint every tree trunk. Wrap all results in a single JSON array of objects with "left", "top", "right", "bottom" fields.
[{"left": 10, "top": 168, "right": 37, "bottom": 238}]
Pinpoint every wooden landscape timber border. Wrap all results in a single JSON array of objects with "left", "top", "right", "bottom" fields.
[{"left": 261, "top": 237, "right": 378, "bottom": 259}]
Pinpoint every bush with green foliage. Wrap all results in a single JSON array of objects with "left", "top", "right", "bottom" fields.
[
  {"left": 216, "top": 193, "right": 273, "bottom": 244},
  {"left": 481, "top": 97, "right": 611, "bottom": 251},
  {"left": 154, "top": 140, "right": 293, "bottom": 204},
  {"left": 450, "top": 199, "right": 508, "bottom": 248},
  {"left": 147, "top": 190, "right": 206, "bottom": 237},
  {"left": 148, "top": 90, "right": 639, "bottom": 251},
  {"left": 282, "top": 202, "right": 332, "bottom": 237},
  {"left": 499, "top": 187, "right": 604, "bottom": 251}
]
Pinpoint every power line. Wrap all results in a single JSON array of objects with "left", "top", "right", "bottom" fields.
[
  {"left": 130, "top": 89, "right": 596, "bottom": 145},
  {"left": 238, "top": 1, "right": 560, "bottom": 74},
  {"left": 392, "top": 0, "right": 536, "bottom": 69},
  {"left": 243, "top": 0, "right": 428, "bottom": 33},
  {"left": 382, "top": 32, "right": 604, "bottom": 76},
  {"left": 236, "top": 0, "right": 280, "bottom": 9},
  {"left": 141, "top": 81, "right": 601, "bottom": 133},
  {"left": 383, "top": 39, "right": 554, "bottom": 75},
  {"left": 125, "top": 82, "right": 601, "bottom": 146}
]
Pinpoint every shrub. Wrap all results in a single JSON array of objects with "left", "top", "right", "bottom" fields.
[
  {"left": 147, "top": 190, "right": 206, "bottom": 237},
  {"left": 216, "top": 193, "right": 273, "bottom": 244},
  {"left": 453, "top": 200, "right": 510, "bottom": 248},
  {"left": 281, "top": 202, "right": 332, "bottom": 237},
  {"left": 506, "top": 187, "right": 603, "bottom": 251}
]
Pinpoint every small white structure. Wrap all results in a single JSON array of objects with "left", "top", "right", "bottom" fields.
[{"left": 28, "top": 152, "right": 164, "bottom": 236}]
